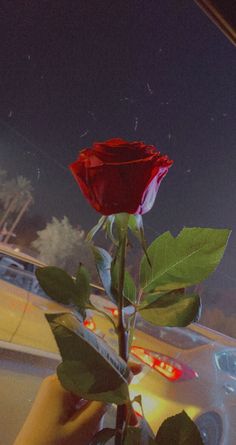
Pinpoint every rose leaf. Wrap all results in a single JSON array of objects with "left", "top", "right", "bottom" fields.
[
  {"left": 46, "top": 312, "right": 130, "bottom": 404},
  {"left": 155, "top": 410, "right": 204, "bottom": 445},
  {"left": 140, "top": 228, "right": 231, "bottom": 293},
  {"left": 139, "top": 292, "right": 201, "bottom": 327},
  {"left": 35, "top": 266, "right": 78, "bottom": 305}
]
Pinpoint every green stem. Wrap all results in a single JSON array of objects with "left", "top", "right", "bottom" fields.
[
  {"left": 117, "top": 233, "right": 128, "bottom": 362},
  {"left": 128, "top": 289, "right": 143, "bottom": 351},
  {"left": 115, "top": 225, "right": 128, "bottom": 445}
]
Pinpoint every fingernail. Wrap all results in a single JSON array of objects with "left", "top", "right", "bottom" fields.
[{"left": 75, "top": 399, "right": 88, "bottom": 410}]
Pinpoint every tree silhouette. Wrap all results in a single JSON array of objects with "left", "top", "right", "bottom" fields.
[
  {"left": 0, "top": 174, "right": 34, "bottom": 228},
  {"left": 32, "top": 216, "right": 97, "bottom": 280}
]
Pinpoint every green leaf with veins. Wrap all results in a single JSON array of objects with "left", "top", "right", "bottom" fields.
[
  {"left": 140, "top": 228, "right": 231, "bottom": 293},
  {"left": 139, "top": 291, "right": 201, "bottom": 327},
  {"left": 140, "top": 288, "right": 185, "bottom": 309},
  {"left": 46, "top": 312, "right": 130, "bottom": 404},
  {"left": 36, "top": 266, "right": 78, "bottom": 305},
  {"left": 155, "top": 411, "right": 204, "bottom": 445}
]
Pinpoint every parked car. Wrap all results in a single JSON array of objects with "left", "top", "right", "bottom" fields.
[
  {"left": 0, "top": 245, "right": 67, "bottom": 351},
  {"left": 93, "top": 305, "right": 236, "bottom": 445},
  {"left": 0, "top": 245, "right": 236, "bottom": 444}
]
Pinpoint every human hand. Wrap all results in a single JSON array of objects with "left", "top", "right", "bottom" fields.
[{"left": 13, "top": 374, "right": 108, "bottom": 445}]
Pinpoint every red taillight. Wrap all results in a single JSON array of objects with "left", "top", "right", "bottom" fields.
[
  {"left": 131, "top": 346, "right": 198, "bottom": 382},
  {"left": 103, "top": 306, "right": 119, "bottom": 317},
  {"left": 111, "top": 308, "right": 119, "bottom": 317},
  {"left": 83, "top": 318, "right": 96, "bottom": 331}
]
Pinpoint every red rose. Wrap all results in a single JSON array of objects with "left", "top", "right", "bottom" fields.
[{"left": 69, "top": 138, "right": 173, "bottom": 215}]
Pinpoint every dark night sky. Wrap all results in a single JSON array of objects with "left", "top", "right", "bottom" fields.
[{"left": 0, "top": 0, "right": 236, "bottom": 290}]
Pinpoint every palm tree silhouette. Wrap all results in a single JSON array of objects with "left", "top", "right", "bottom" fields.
[{"left": 0, "top": 175, "right": 34, "bottom": 237}]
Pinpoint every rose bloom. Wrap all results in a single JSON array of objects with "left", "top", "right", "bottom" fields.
[{"left": 69, "top": 138, "right": 173, "bottom": 215}]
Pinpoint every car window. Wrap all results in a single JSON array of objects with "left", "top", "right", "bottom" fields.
[
  {"left": 0, "top": 252, "right": 48, "bottom": 297},
  {"left": 0, "top": 256, "right": 25, "bottom": 286}
]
